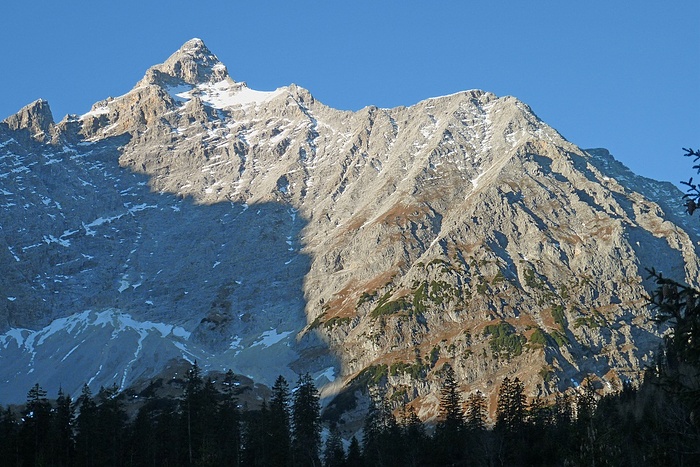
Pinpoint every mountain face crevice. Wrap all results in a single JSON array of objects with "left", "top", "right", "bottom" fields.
[{"left": 1, "top": 39, "right": 698, "bottom": 420}]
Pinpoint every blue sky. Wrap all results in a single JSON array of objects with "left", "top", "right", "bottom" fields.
[{"left": 2, "top": 1, "right": 698, "bottom": 187}]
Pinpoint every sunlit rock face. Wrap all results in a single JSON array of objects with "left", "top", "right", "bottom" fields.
[{"left": 1, "top": 39, "right": 697, "bottom": 420}]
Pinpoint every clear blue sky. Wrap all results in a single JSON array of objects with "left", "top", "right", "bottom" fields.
[{"left": 2, "top": 1, "right": 698, "bottom": 187}]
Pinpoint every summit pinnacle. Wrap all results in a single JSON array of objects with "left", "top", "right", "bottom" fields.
[
  {"left": 139, "top": 38, "right": 229, "bottom": 87},
  {"left": 2, "top": 99, "right": 55, "bottom": 142}
]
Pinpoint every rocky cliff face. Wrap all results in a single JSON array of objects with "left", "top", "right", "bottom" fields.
[{"left": 1, "top": 39, "right": 697, "bottom": 418}]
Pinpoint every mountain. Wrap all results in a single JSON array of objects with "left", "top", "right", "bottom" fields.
[{"left": 1, "top": 39, "right": 697, "bottom": 420}]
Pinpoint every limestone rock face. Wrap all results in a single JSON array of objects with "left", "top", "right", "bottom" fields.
[
  {"left": 3, "top": 99, "right": 55, "bottom": 142},
  {"left": 136, "top": 37, "right": 230, "bottom": 89},
  {"left": 1, "top": 39, "right": 698, "bottom": 418}
]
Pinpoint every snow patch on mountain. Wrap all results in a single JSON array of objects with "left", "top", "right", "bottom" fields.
[
  {"left": 251, "top": 329, "right": 293, "bottom": 348},
  {"left": 167, "top": 80, "right": 287, "bottom": 109},
  {"left": 0, "top": 309, "right": 196, "bottom": 400}
]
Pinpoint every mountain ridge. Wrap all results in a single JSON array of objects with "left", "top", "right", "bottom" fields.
[{"left": 1, "top": 39, "right": 697, "bottom": 421}]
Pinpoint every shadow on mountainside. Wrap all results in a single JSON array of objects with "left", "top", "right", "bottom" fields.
[{"left": 0, "top": 128, "right": 336, "bottom": 403}]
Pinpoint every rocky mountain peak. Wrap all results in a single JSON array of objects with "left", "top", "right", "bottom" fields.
[
  {"left": 2, "top": 99, "right": 55, "bottom": 142},
  {"left": 1, "top": 39, "right": 699, "bottom": 423},
  {"left": 180, "top": 37, "right": 208, "bottom": 53},
  {"left": 138, "top": 38, "right": 229, "bottom": 88}
]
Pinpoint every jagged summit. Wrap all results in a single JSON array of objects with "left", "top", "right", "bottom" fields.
[
  {"left": 79, "top": 39, "right": 292, "bottom": 138},
  {"left": 2, "top": 98, "right": 55, "bottom": 141},
  {"left": 180, "top": 37, "right": 208, "bottom": 53},
  {"left": 138, "top": 38, "right": 229, "bottom": 87}
]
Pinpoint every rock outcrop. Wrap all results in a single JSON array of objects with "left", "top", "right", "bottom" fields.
[{"left": 3, "top": 99, "right": 55, "bottom": 142}]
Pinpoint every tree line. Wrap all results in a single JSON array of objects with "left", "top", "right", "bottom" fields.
[
  {"left": 1, "top": 350, "right": 698, "bottom": 466},
  {"left": 0, "top": 364, "right": 327, "bottom": 467}
]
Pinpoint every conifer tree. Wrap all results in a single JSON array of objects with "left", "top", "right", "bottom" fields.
[
  {"left": 361, "top": 386, "right": 402, "bottom": 467},
  {"left": 95, "top": 384, "right": 127, "bottom": 466},
  {"left": 495, "top": 376, "right": 526, "bottom": 433},
  {"left": 323, "top": 423, "right": 345, "bottom": 467},
  {"left": 346, "top": 435, "right": 363, "bottom": 467},
  {"left": 522, "top": 388, "right": 560, "bottom": 465},
  {"left": 435, "top": 364, "right": 465, "bottom": 464},
  {"left": 494, "top": 376, "right": 528, "bottom": 464},
  {"left": 648, "top": 260, "right": 700, "bottom": 414},
  {"left": 400, "top": 404, "right": 427, "bottom": 467},
  {"left": 21, "top": 383, "right": 52, "bottom": 465},
  {"left": 552, "top": 391, "right": 572, "bottom": 427},
  {"left": 129, "top": 401, "right": 159, "bottom": 467},
  {"left": 145, "top": 398, "right": 181, "bottom": 466},
  {"left": 269, "top": 375, "right": 292, "bottom": 466},
  {"left": 75, "top": 384, "right": 98, "bottom": 466},
  {"left": 0, "top": 406, "right": 18, "bottom": 465},
  {"left": 438, "top": 364, "right": 464, "bottom": 428},
  {"left": 575, "top": 380, "right": 597, "bottom": 424},
  {"left": 526, "top": 388, "right": 551, "bottom": 429},
  {"left": 217, "top": 369, "right": 242, "bottom": 466},
  {"left": 291, "top": 373, "right": 321, "bottom": 466},
  {"left": 465, "top": 390, "right": 487, "bottom": 431},
  {"left": 241, "top": 401, "right": 270, "bottom": 466},
  {"left": 361, "top": 393, "right": 382, "bottom": 466},
  {"left": 199, "top": 377, "right": 222, "bottom": 463},
  {"left": 464, "top": 390, "right": 490, "bottom": 466},
  {"left": 638, "top": 147, "right": 700, "bottom": 463},
  {"left": 180, "top": 360, "right": 205, "bottom": 464},
  {"left": 52, "top": 388, "right": 75, "bottom": 466},
  {"left": 377, "top": 405, "right": 403, "bottom": 467}
]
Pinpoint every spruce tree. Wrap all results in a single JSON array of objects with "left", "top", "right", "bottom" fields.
[
  {"left": 575, "top": 380, "right": 597, "bottom": 425},
  {"left": 75, "top": 384, "right": 98, "bottom": 466},
  {"left": 129, "top": 401, "right": 159, "bottom": 467},
  {"left": 464, "top": 390, "right": 490, "bottom": 466},
  {"left": 199, "top": 377, "right": 222, "bottom": 463},
  {"left": 438, "top": 364, "right": 464, "bottom": 429},
  {"left": 130, "top": 397, "right": 180, "bottom": 466},
  {"left": 572, "top": 380, "right": 607, "bottom": 466},
  {"left": 435, "top": 364, "right": 465, "bottom": 464},
  {"left": 241, "top": 401, "right": 270, "bottom": 466},
  {"left": 291, "top": 373, "right": 321, "bottom": 466},
  {"left": 345, "top": 435, "right": 363, "bottom": 467},
  {"left": 0, "top": 406, "right": 18, "bottom": 465},
  {"left": 154, "top": 399, "right": 181, "bottom": 465},
  {"left": 217, "top": 369, "right": 242, "bottom": 466},
  {"left": 52, "top": 388, "right": 75, "bottom": 466},
  {"left": 362, "top": 387, "right": 402, "bottom": 467},
  {"left": 495, "top": 376, "right": 528, "bottom": 464},
  {"left": 95, "top": 384, "right": 127, "bottom": 466},
  {"left": 361, "top": 394, "right": 382, "bottom": 466},
  {"left": 523, "top": 388, "right": 559, "bottom": 465},
  {"left": 639, "top": 147, "right": 700, "bottom": 463},
  {"left": 180, "top": 360, "right": 204, "bottom": 464},
  {"left": 323, "top": 423, "right": 345, "bottom": 467},
  {"left": 377, "top": 405, "right": 402, "bottom": 467},
  {"left": 465, "top": 390, "right": 487, "bottom": 431},
  {"left": 400, "top": 404, "right": 427, "bottom": 467},
  {"left": 495, "top": 376, "right": 526, "bottom": 433},
  {"left": 20, "top": 383, "right": 52, "bottom": 465},
  {"left": 269, "top": 375, "right": 292, "bottom": 466}
]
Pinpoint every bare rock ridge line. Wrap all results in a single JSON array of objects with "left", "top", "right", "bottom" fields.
[{"left": 0, "top": 38, "right": 698, "bottom": 423}]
